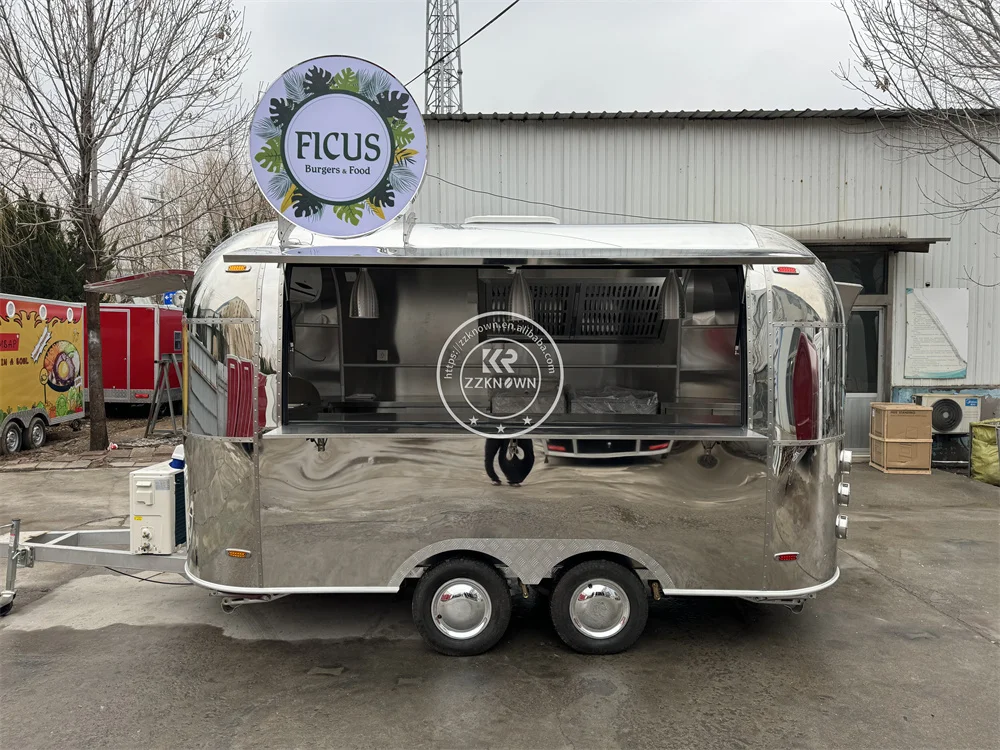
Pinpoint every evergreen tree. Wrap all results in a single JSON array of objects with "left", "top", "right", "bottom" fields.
[{"left": 0, "top": 192, "right": 83, "bottom": 301}]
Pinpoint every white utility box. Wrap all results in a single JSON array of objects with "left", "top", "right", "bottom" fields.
[{"left": 129, "top": 461, "right": 184, "bottom": 554}]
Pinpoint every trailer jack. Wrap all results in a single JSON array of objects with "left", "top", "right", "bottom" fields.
[
  {"left": 218, "top": 593, "right": 288, "bottom": 614},
  {"left": 740, "top": 594, "right": 809, "bottom": 613},
  {"left": 1, "top": 519, "right": 27, "bottom": 616}
]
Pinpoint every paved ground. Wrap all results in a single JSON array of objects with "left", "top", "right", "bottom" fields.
[{"left": 0, "top": 465, "right": 997, "bottom": 749}]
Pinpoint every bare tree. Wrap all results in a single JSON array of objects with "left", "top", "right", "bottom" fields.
[
  {"left": 105, "top": 140, "right": 271, "bottom": 275},
  {"left": 0, "top": 0, "right": 251, "bottom": 448},
  {"left": 838, "top": 1, "right": 1000, "bottom": 211}
]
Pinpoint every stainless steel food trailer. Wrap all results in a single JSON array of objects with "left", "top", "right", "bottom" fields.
[{"left": 2, "top": 218, "right": 856, "bottom": 656}]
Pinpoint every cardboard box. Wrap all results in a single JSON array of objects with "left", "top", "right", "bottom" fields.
[
  {"left": 870, "top": 436, "right": 932, "bottom": 471},
  {"left": 870, "top": 403, "right": 932, "bottom": 440},
  {"left": 869, "top": 403, "right": 932, "bottom": 474}
]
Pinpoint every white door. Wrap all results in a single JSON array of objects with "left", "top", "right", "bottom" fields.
[{"left": 844, "top": 307, "right": 885, "bottom": 454}]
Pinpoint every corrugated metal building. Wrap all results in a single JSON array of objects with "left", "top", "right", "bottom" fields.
[{"left": 413, "top": 109, "right": 999, "bottom": 453}]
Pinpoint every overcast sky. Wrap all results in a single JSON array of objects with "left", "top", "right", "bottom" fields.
[{"left": 241, "top": 0, "right": 870, "bottom": 113}]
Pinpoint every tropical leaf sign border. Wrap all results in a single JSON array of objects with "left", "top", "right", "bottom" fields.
[{"left": 250, "top": 56, "right": 426, "bottom": 237}]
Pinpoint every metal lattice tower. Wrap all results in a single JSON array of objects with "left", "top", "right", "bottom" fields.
[{"left": 425, "top": 0, "right": 463, "bottom": 114}]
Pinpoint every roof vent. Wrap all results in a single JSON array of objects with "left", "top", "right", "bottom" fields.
[{"left": 463, "top": 215, "right": 560, "bottom": 225}]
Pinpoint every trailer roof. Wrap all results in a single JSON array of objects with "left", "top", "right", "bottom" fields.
[{"left": 223, "top": 221, "right": 816, "bottom": 266}]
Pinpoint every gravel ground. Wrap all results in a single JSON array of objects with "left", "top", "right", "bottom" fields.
[{"left": 0, "top": 408, "right": 176, "bottom": 467}]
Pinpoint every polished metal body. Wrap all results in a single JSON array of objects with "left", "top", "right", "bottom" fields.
[{"left": 182, "top": 221, "right": 849, "bottom": 605}]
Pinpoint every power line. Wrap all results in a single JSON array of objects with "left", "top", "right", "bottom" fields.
[
  {"left": 105, "top": 567, "right": 193, "bottom": 586},
  {"left": 407, "top": 0, "right": 522, "bottom": 88},
  {"left": 427, "top": 174, "right": 710, "bottom": 223},
  {"left": 426, "top": 173, "right": 969, "bottom": 229}
]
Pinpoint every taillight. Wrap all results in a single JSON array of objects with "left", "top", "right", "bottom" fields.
[
  {"left": 547, "top": 443, "right": 566, "bottom": 452},
  {"left": 645, "top": 442, "right": 670, "bottom": 451},
  {"left": 793, "top": 333, "right": 818, "bottom": 440}
]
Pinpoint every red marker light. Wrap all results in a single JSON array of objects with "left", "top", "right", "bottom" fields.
[
  {"left": 775, "top": 552, "right": 799, "bottom": 562},
  {"left": 646, "top": 442, "right": 670, "bottom": 451},
  {"left": 775, "top": 266, "right": 799, "bottom": 274},
  {"left": 547, "top": 444, "right": 567, "bottom": 451}
]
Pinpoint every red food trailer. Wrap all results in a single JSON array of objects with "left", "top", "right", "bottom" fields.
[
  {"left": 83, "top": 270, "right": 193, "bottom": 408},
  {"left": 84, "top": 304, "right": 183, "bottom": 404}
]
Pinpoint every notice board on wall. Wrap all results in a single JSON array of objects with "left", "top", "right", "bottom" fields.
[{"left": 904, "top": 288, "right": 969, "bottom": 379}]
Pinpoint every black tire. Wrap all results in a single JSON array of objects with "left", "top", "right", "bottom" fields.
[
  {"left": 412, "top": 557, "right": 512, "bottom": 656},
  {"left": 0, "top": 421, "right": 22, "bottom": 455},
  {"left": 26, "top": 416, "right": 47, "bottom": 450},
  {"left": 549, "top": 559, "right": 649, "bottom": 655}
]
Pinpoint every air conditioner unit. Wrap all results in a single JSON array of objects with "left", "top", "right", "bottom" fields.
[
  {"left": 915, "top": 394, "right": 981, "bottom": 435},
  {"left": 129, "top": 461, "right": 186, "bottom": 554}
]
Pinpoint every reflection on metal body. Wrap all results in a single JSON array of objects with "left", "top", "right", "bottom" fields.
[
  {"left": 765, "top": 442, "right": 840, "bottom": 590},
  {"left": 256, "top": 435, "right": 767, "bottom": 590},
  {"left": 186, "top": 321, "right": 264, "bottom": 439},
  {"left": 773, "top": 326, "right": 844, "bottom": 442},
  {"left": 181, "top": 223, "right": 850, "bottom": 604},
  {"left": 745, "top": 266, "right": 770, "bottom": 435},
  {"left": 767, "top": 262, "right": 844, "bottom": 326},
  {"left": 258, "top": 263, "right": 283, "bottom": 432},
  {"left": 185, "top": 436, "right": 261, "bottom": 589}
]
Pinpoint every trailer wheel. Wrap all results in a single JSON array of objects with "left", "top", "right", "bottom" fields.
[
  {"left": 1, "top": 421, "right": 22, "bottom": 455},
  {"left": 26, "top": 417, "right": 46, "bottom": 450},
  {"left": 412, "top": 558, "right": 512, "bottom": 656},
  {"left": 549, "top": 559, "right": 648, "bottom": 655}
]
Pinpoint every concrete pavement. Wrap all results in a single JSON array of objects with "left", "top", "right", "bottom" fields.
[{"left": 0, "top": 465, "right": 997, "bottom": 749}]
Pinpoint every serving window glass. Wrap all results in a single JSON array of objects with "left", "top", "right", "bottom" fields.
[{"left": 281, "top": 264, "right": 747, "bottom": 434}]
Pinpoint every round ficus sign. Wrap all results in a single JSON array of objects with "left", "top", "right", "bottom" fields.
[{"left": 249, "top": 56, "right": 427, "bottom": 238}]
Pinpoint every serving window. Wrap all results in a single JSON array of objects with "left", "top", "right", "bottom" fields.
[{"left": 282, "top": 264, "right": 745, "bottom": 433}]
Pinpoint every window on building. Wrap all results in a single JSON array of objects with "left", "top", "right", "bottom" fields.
[{"left": 816, "top": 249, "right": 888, "bottom": 294}]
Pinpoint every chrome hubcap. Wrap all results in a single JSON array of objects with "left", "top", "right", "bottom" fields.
[
  {"left": 431, "top": 578, "right": 492, "bottom": 640},
  {"left": 4, "top": 428, "right": 18, "bottom": 452},
  {"left": 31, "top": 424, "right": 43, "bottom": 445},
  {"left": 570, "top": 579, "right": 630, "bottom": 639}
]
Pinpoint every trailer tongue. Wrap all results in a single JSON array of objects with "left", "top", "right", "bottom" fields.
[{"left": 1, "top": 519, "right": 186, "bottom": 616}]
